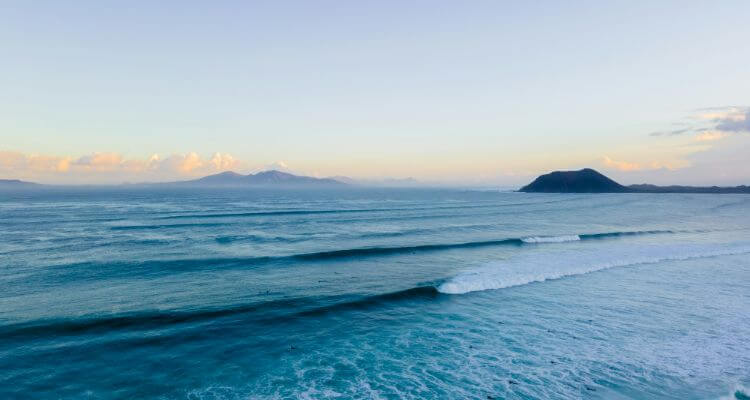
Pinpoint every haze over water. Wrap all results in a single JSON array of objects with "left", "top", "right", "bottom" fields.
[{"left": 1, "top": 187, "right": 749, "bottom": 399}]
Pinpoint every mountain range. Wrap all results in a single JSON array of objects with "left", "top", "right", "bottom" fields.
[
  {"left": 0, "top": 179, "right": 39, "bottom": 187},
  {"left": 178, "top": 170, "right": 344, "bottom": 186}
]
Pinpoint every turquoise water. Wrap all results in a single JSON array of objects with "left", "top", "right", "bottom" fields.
[{"left": 1, "top": 188, "right": 749, "bottom": 399}]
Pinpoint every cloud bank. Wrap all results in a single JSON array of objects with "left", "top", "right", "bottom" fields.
[
  {"left": 0, "top": 151, "right": 245, "bottom": 184},
  {"left": 601, "top": 156, "right": 683, "bottom": 172}
]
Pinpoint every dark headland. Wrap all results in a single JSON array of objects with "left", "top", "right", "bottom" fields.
[{"left": 519, "top": 168, "right": 750, "bottom": 193}]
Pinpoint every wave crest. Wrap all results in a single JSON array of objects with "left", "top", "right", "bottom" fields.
[
  {"left": 522, "top": 235, "right": 580, "bottom": 243},
  {"left": 438, "top": 243, "right": 750, "bottom": 295}
]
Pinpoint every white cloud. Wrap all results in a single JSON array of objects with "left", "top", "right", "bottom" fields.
[
  {"left": 602, "top": 156, "right": 641, "bottom": 171},
  {"left": 651, "top": 106, "right": 749, "bottom": 140},
  {"left": 0, "top": 150, "right": 248, "bottom": 183},
  {"left": 694, "top": 131, "right": 727, "bottom": 142},
  {"left": 0, "top": 151, "right": 72, "bottom": 173},
  {"left": 601, "top": 156, "right": 684, "bottom": 173},
  {"left": 252, "top": 160, "right": 295, "bottom": 174},
  {"left": 209, "top": 152, "right": 239, "bottom": 171}
]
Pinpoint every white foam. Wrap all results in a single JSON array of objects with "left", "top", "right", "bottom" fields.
[
  {"left": 521, "top": 235, "right": 580, "bottom": 243},
  {"left": 719, "top": 383, "right": 750, "bottom": 400},
  {"left": 438, "top": 243, "right": 750, "bottom": 295}
]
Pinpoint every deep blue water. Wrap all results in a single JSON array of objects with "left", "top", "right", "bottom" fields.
[{"left": 1, "top": 187, "right": 749, "bottom": 399}]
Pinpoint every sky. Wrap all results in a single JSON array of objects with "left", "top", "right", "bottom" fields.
[{"left": 1, "top": 1, "right": 749, "bottom": 186}]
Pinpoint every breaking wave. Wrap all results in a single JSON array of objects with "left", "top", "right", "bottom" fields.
[
  {"left": 521, "top": 235, "right": 580, "bottom": 243},
  {"left": 438, "top": 243, "right": 750, "bottom": 294}
]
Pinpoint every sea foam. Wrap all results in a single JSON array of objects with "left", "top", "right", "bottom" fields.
[
  {"left": 521, "top": 235, "right": 580, "bottom": 243},
  {"left": 438, "top": 243, "right": 750, "bottom": 294}
]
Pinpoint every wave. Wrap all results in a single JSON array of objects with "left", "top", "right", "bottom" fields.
[
  {"left": 293, "top": 238, "right": 525, "bottom": 260},
  {"left": 522, "top": 235, "right": 580, "bottom": 243},
  {"left": 39, "top": 230, "right": 676, "bottom": 282},
  {"left": 712, "top": 197, "right": 750, "bottom": 211},
  {"left": 580, "top": 230, "right": 673, "bottom": 240},
  {"left": 159, "top": 209, "right": 368, "bottom": 219},
  {"left": 111, "top": 222, "right": 225, "bottom": 230},
  {"left": 214, "top": 233, "right": 312, "bottom": 244},
  {"left": 158, "top": 199, "right": 588, "bottom": 219},
  {"left": 0, "top": 287, "right": 440, "bottom": 339},
  {"left": 152, "top": 198, "right": 587, "bottom": 221},
  {"left": 438, "top": 243, "right": 750, "bottom": 295},
  {"left": 297, "top": 230, "right": 672, "bottom": 259},
  {"left": 731, "top": 385, "right": 750, "bottom": 400},
  {"left": 719, "top": 384, "right": 750, "bottom": 400},
  {"left": 155, "top": 204, "right": 506, "bottom": 220}
]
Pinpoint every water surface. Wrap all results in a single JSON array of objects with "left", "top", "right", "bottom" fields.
[{"left": 1, "top": 187, "right": 749, "bottom": 399}]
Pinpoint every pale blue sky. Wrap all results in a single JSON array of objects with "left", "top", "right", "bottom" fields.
[{"left": 1, "top": 1, "right": 749, "bottom": 184}]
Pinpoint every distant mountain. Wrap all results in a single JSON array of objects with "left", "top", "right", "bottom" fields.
[
  {"left": 520, "top": 168, "right": 750, "bottom": 193},
  {"left": 519, "top": 168, "right": 629, "bottom": 193},
  {"left": 629, "top": 184, "right": 750, "bottom": 194},
  {"left": 176, "top": 170, "right": 345, "bottom": 186},
  {"left": 329, "top": 176, "right": 421, "bottom": 187},
  {"left": 0, "top": 179, "right": 39, "bottom": 187}
]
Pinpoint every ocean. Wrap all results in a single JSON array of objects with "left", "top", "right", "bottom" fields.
[{"left": 1, "top": 187, "right": 749, "bottom": 399}]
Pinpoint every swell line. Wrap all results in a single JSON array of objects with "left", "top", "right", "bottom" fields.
[
  {"left": 579, "top": 230, "right": 672, "bottom": 240},
  {"left": 0, "top": 287, "right": 440, "bottom": 340},
  {"left": 153, "top": 198, "right": 582, "bottom": 220},
  {"left": 33, "top": 230, "right": 675, "bottom": 285},
  {"left": 295, "top": 229, "right": 673, "bottom": 259},
  {"left": 292, "top": 238, "right": 525, "bottom": 260},
  {"left": 111, "top": 222, "right": 225, "bottom": 230}
]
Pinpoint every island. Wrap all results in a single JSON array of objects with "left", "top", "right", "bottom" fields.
[{"left": 519, "top": 168, "right": 750, "bottom": 194}]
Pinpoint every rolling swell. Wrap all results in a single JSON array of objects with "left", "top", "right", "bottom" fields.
[
  {"left": 296, "top": 230, "right": 674, "bottom": 259},
  {"left": 579, "top": 230, "right": 673, "bottom": 240},
  {"left": 0, "top": 286, "right": 440, "bottom": 341},
  {"left": 152, "top": 198, "right": 586, "bottom": 221},
  {"left": 154, "top": 200, "right": 573, "bottom": 220},
  {"left": 111, "top": 222, "right": 225, "bottom": 230},
  {"left": 293, "top": 239, "right": 524, "bottom": 259},
  {"left": 37, "top": 230, "right": 676, "bottom": 282}
]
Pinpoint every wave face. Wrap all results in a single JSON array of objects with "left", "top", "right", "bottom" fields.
[
  {"left": 438, "top": 243, "right": 750, "bottom": 294},
  {"left": 2, "top": 188, "right": 750, "bottom": 399}
]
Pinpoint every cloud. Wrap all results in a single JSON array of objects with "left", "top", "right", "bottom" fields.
[
  {"left": 209, "top": 152, "right": 240, "bottom": 171},
  {"left": 650, "top": 106, "right": 749, "bottom": 140},
  {"left": 649, "top": 128, "right": 694, "bottom": 137},
  {"left": 602, "top": 156, "right": 641, "bottom": 171},
  {"left": 252, "top": 160, "right": 295, "bottom": 174},
  {"left": 714, "top": 110, "right": 750, "bottom": 132},
  {"left": 695, "top": 106, "right": 748, "bottom": 123},
  {"left": 694, "top": 131, "right": 728, "bottom": 142},
  {"left": 0, "top": 150, "right": 247, "bottom": 183},
  {"left": 694, "top": 106, "right": 749, "bottom": 133},
  {"left": 160, "top": 152, "right": 205, "bottom": 174},
  {"left": 601, "top": 156, "right": 682, "bottom": 172},
  {"left": 0, "top": 151, "right": 72, "bottom": 173},
  {"left": 73, "top": 152, "right": 124, "bottom": 171}
]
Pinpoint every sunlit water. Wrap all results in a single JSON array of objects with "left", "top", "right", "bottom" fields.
[{"left": 1, "top": 187, "right": 749, "bottom": 399}]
